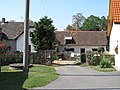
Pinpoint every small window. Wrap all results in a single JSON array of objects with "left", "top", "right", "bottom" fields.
[
  {"left": 65, "top": 37, "right": 75, "bottom": 44},
  {"left": 81, "top": 48, "right": 85, "bottom": 53},
  {"left": 92, "top": 48, "right": 97, "bottom": 51},
  {"left": 65, "top": 48, "right": 74, "bottom": 52},
  {"left": 66, "top": 40, "right": 73, "bottom": 44}
]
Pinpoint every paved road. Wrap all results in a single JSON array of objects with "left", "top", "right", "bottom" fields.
[{"left": 31, "top": 65, "right": 120, "bottom": 90}]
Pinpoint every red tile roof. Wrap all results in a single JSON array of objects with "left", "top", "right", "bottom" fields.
[{"left": 112, "top": 0, "right": 120, "bottom": 23}]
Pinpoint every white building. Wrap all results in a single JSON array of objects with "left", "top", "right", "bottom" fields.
[
  {"left": 0, "top": 19, "right": 36, "bottom": 52},
  {"left": 56, "top": 31, "right": 107, "bottom": 56},
  {"left": 107, "top": 0, "right": 120, "bottom": 70}
]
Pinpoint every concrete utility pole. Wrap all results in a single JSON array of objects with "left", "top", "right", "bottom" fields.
[{"left": 23, "top": 0, "right": 30, "bottom": 72}]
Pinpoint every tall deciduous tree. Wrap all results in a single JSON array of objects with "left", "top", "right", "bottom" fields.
[
  {"left": 72, "top": 13, "right": 86, "bottom": 30},
  {"left": 80, "top": 15, "right": 107, "bottom": 31},
  {"left": 30, "top": 16, "right": 56, "bottom": 51}
]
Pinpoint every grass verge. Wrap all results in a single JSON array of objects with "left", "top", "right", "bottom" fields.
[
  {"left": 90, "top": 65, "right": 116, "bottom": 72},
  {"left": 0, "top": 65, "right": 58, "bottom": 90}
]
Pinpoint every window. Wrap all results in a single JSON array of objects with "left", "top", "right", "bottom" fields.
[
  {"left": 81, "top": 48, "right": 85, "bottom": 53},
  {"left": 65, "top": 37, "right": 75, "bottom": 44},
  {"left": 92, "top": 48, "right": 97, "bottom": 52},
  {"left": 65, "top": 48, "right": 74, "bottom": 52},
  {"left": 66, "top": 40, "right": 73, "bottom": 44}
]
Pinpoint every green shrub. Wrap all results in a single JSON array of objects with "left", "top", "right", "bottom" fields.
[
  {"left": 90, "top": 55, "right": 101, "bottom": 66},
  {"left": 1, "top": 52, "right": 23, "bottom": 66},
  {"left": 97, "top": 47, "right": 105, "bottom": 53},
  {"left": 100, "top": 57, "right": 112, "bottom": 68},
  {"left": 81, "top": 53, "right": 86, "bottom": 63}
]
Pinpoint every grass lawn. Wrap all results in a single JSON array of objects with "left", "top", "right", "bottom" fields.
[
  {"left": 0, "top": 65, "right": 58, "bottom": 90},
  {"left": 90, "top": 65, "right": 116, "bottom": 72}
]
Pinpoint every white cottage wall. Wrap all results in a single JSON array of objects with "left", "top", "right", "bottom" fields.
[
  {"left": 59, "top": 46, "right": 106, "bottom": 55},
  {"left": 16, "top": 28, "right": 36, "bottom": 52},
  {"left": 110, "top": 23, "right": 120, "bottom": 70},
  {"left": 17, "top": 33, "right": 23, "bottom": 52}
]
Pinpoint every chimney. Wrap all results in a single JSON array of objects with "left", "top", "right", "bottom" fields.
[{"left": 2, "top": 18, "right": 5, "bottom": 23}]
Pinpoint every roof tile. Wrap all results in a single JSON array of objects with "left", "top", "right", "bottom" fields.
[
  {"left": 56, "top": 31, "right": 107, "bottom": 46},
  {"left": 112, "top": 0, "right": 120, "bottom": 22}
]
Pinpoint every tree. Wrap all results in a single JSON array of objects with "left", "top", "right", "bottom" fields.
[
  {"left": 72, "top": 13, "right": 86, "bottom": 30},
  {"left": 30, "top": 16, "right": 56, "bottom": 51},
  {"left": 65, "top": 24, "right": 76, "bottom": 30},
  {"left": 80, "top": 15, "right": 107, "bottom": 31},
  {"left": 100, "top": 16, "right": 108, "bottom": 31}
]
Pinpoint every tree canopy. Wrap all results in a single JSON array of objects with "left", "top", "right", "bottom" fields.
[
  {"left": 66, "top": 14, "right": 107, "bottom": 31},
  {"left": 30, "top": 16, "right": 56, "bottom": 51},
  {"left": 80, "top": 15, "right": 107, "bottom": 31},
  {"left": 65, "top": 13, "right": 85, "bottom": 30},
  {"left": 72, "top": 13, "right": 86, "bottom": 30},
  {"left": 65, "top": 24, "right": 76, "bottom": 30}
]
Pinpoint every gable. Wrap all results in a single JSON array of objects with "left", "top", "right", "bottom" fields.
[
  {"left": 0, "top": 21, "right": 34, "bottom": 40},
  {"left": 107, "top": 0, "right": 120, "bottom": 37}
]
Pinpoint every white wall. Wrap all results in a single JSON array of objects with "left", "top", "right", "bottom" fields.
[
  {"left": 59, "top": 45, "right": 106, "bottom": 55},
  {"left": 16, "top": 28, "right": 36, "bottom": 52},
  {"left": 29, "top": 28, "right": 36, "bottom": 52},
  {"left": 110, "top": 23, "right": 120, "bottom": 70},
  {"left": 17, "top": 33, "right": 23, "bottom": 52}
]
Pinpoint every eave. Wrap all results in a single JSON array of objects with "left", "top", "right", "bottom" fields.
[{"left": 107, "top": 0, "right": 113, "bottom": 37}]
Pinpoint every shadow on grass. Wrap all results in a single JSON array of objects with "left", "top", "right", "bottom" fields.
[{"left": 0, "top": 71, "right": 28, "bottom": 90}]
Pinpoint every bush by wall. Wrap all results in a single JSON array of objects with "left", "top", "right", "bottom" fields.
[
  {"left": 81, "top": 53, "right": 86, "bottom": 63},
  {"left": 100, "top": 55, "right": 112, "bottom": 68},
  {"left": 90, "top": 55, "right": 101, "bottom": 66},
  {"left": 1, "top": 52, "right": 23, "bottom": 66}
]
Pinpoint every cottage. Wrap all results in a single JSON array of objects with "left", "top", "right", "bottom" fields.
[
  {"left": 0, "top": 18, "right": 35, "bottom": 52},
  {"left": 56, "top": 31, "right": 107, "bottom": 58},
  {"left": 107, "top": 0, "right": 120, "bottom": 70}
]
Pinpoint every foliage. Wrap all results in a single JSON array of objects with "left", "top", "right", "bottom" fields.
[
  {"left": 91, "top": 66, "right": 116, "bottom": 72},
  {"left": 81, "top": 53, "right": 86, "bottom": 63},
  {"left": 1, "top": 52, "right": 23, "bottom": 66},
  {"left": 65, "top": 24, "right": 76, "bottom": 30},
  {"left": 0, "top": 65, "right": 58, "bottom": 89},
  {"left": 30, "top": 16, "right": 56, "bottom": 51},
  {"left": 66, "top": 13, "right": 85, "bottom": 30},
  {"left": 100, "top": 55, "right": 112, "bottom": 68},
  {"left": 80, "top": 15, "right": 107, "bottom": 31},
  {"left": 97, "top": 47, "right": 105, "bottom": 53},
  {"left": 72, "top": 13, "right": 86, "bottom": 30},
  {"left": 106, "top": 37, "right": 110, "bottom": 51},
  {"left": 90, "top": 53, "right": 101, "bottom": 66}
]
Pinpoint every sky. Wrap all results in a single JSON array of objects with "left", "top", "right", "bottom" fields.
[{"left": 0, "top": 0, "right": 109, "bottom": 30}]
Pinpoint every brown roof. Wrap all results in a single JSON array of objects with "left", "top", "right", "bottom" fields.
[
  {"left": 0, "top": 22, "right": 34, "bottom": 40},
  {"left": 56, "top": 31, "right": 107, "bottom": 46}
]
